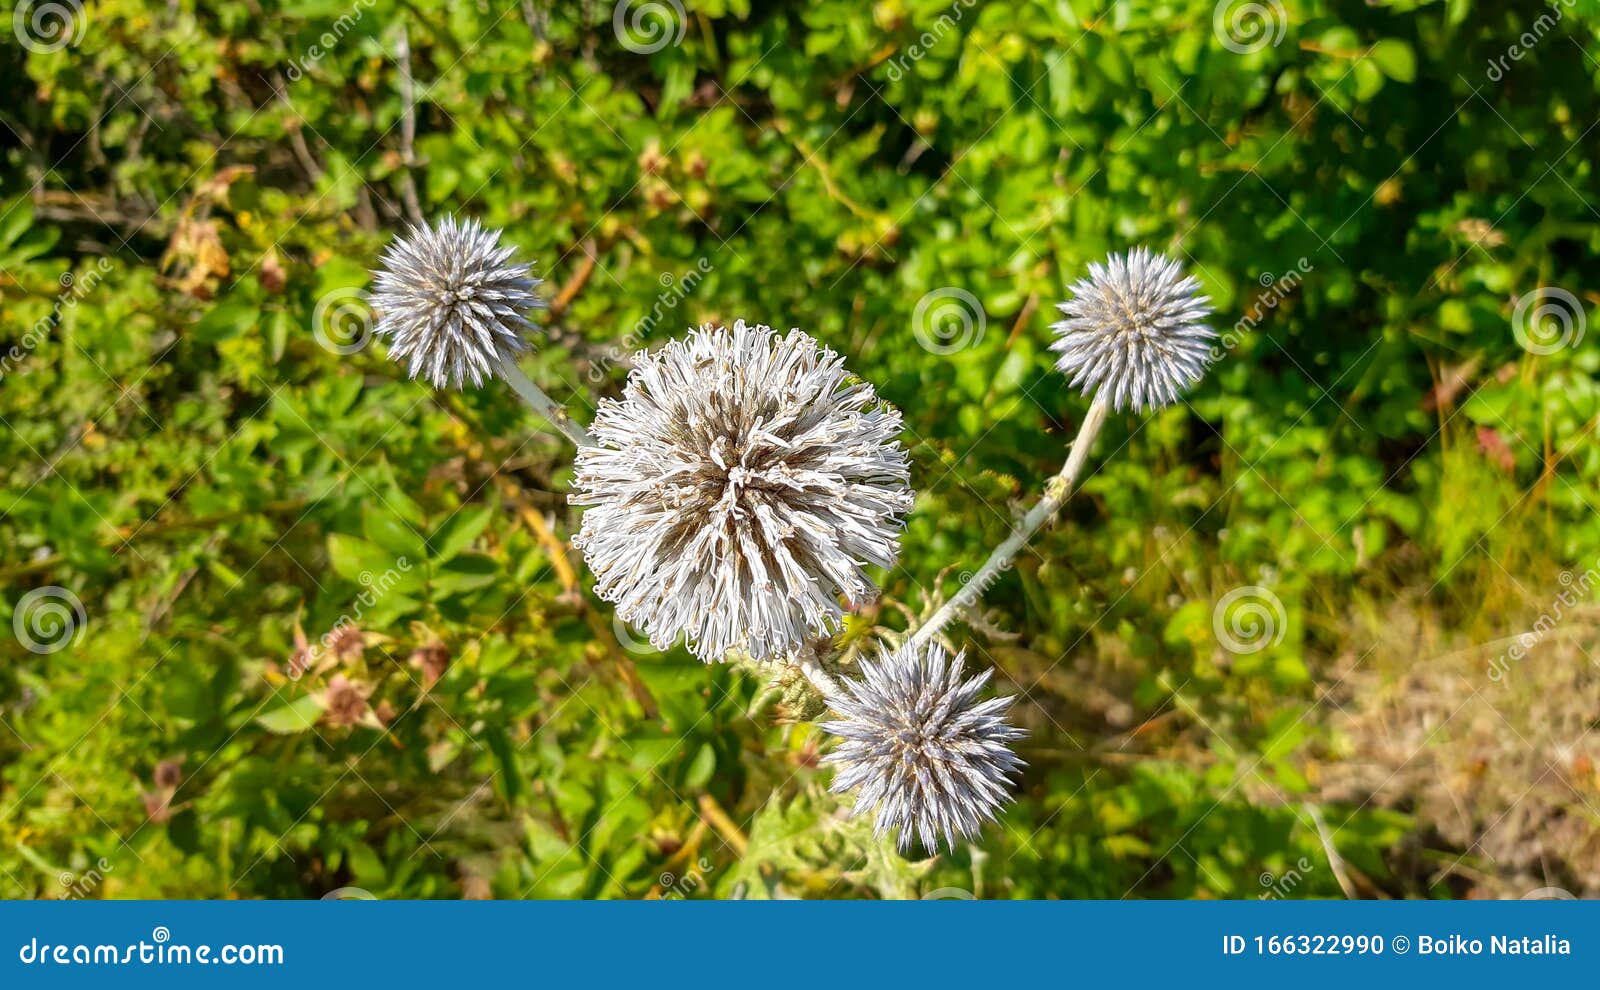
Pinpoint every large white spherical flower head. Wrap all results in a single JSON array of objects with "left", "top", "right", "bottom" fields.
[
  {"left": 1050, "top": 247, "right": 1217, "bottom": 412},
  {"left": 823, "top": 641, "right": 1025, "bottom": 853},
  {"left": 370, "top": 216, "right": 543, "bottom": 389},
  {"left": 570, "top": 321, "right": 914, "bottom": 663}
]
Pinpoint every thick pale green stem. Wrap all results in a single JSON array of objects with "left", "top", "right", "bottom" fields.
[
  {"left": 499, "top": 359, "right": 594, "bottom": 448},
  {"left": 911, "top": 394, "right": 1112, "bottom": 648},
  {"left": 796, "top": 655, "right": 840, "bottom": 698}
]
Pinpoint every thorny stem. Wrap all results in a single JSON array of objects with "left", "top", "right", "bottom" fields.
[
  {"left": 499, "top": 359, "right": 595, "bottom": 449},
  {"left": 911, "top": 394, "right": 1113, "bottom": 648}
]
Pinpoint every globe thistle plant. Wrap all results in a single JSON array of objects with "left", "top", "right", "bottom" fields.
[
  {"left": 371, "top": 215, "right": 590, "bottom": 446},
  {"left": 371, "top": 215, "right": 540, "bottom": 389},
  {"left": 914, "top": 247, "right": 1220, "bottom": 647},
  {"left": 570, "top": 321, "right": 913, "bottom": 663},
  {"left": 1049, "top": 246, "right": 1216, "bottom": 413},
  {"left": 822, "top": 641, "right": 1025, "bottom": 853}
]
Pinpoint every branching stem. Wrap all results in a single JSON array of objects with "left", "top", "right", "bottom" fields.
[
  {"left": 499, "top": 360, "right": 594, "bottom": 448},
  {"left": 911, "top": 394, "right": 1112, "bottom": 648}
]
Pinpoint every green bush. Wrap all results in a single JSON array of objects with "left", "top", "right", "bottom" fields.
[{"left": 2, "top": 0, "right": 1596, "bottom": 898}]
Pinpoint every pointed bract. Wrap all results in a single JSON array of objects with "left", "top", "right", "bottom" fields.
[
  {"left": 1050, "top": 247, "right": 1216, "bottom": 412},
  {"left": 822, "top": 641, "right": 1026, "bottom": 852},
  {"left": 370, "top": 216, "right": 542, "bottom": 389},
  {"left": 570, "top": 321, "right": 913, "bottom": 663}
]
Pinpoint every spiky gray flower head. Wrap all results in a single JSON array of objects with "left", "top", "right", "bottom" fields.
[
  {"left": 1050, "top": 246, "right": 1216, "bottom": 412},
  {"left": 570, "top": 320, "right": 913, "bottom": 664},
  {"left": 370, "top": 215, "right": 543, "bottom": 389},
  {"left": 822, "top": 641, "right": 1025, "bottom": 852}
]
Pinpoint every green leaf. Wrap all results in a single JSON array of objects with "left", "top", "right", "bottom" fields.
[
  {"left": 429, "top": 504, "right": 497, "bottom": 562},
  {"left": 255, "top": 694, "right": 325, "bottom": 734},
  {"left": 193, "top": 296, "right": 259, "bottom": 344},
  {"left": 1370, "top": 40, "right": 1416, "bottom": 83}
]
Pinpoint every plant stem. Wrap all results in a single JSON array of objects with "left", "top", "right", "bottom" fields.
[
  {"left": 796, "top": 655, "right": 841, "bottom": 698},
  {"left": 499, "top": 359, "right": 594, "bottom": 448},
  {"left": 911, "top": 393, "right": 1112, "bottom": 648}
]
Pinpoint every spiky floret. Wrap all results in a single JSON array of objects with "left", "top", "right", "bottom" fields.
[
  {"left": 570, "top": 321, "right": 913, "bottom": 663},
  {"left": 1050, "top": 246, "right": 1216, "bottom": 412},
  {"left": 822, "top": 641, "right": 1025, "bottom": 852},
  {"left": 370, "top": 216, "right": 542, "bottom": 389}
]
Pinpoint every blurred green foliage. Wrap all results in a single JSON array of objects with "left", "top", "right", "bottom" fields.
[{"left": 2, "top": 0, "right": 1597, "bottom": 898}]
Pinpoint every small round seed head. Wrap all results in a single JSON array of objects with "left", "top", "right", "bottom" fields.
[
  {"left": 1050, "top": 246, "right": 1216, "bottom": 412},
  {"left": 822, "top": 641, "right": 1026, "bottom": 853},
  {"left": 570, "top": 320, "right": 913, "bottom": 663},
  {"left": 370, "top": 215, "right": 543, "bottom": 389}
]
